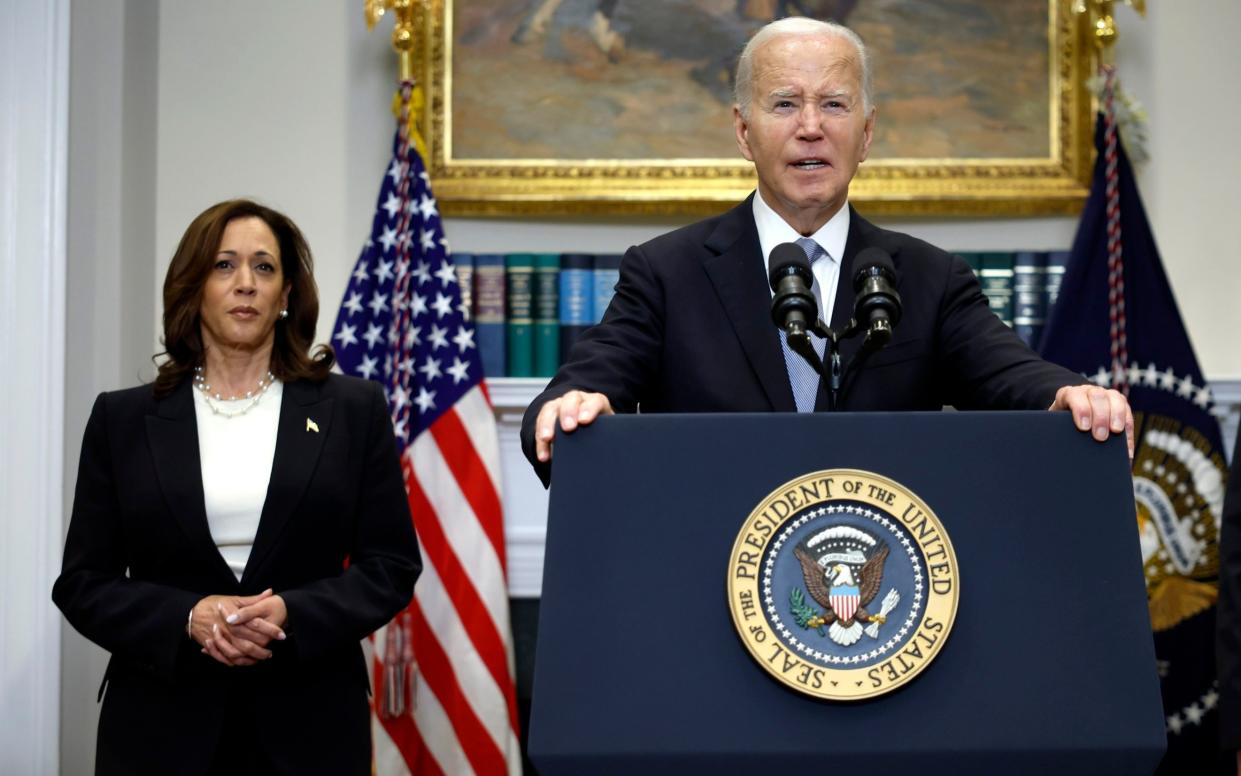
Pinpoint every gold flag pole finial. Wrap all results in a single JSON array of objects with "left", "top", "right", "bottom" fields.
[
  {"left": 1072, "top": 1, "right": 1152, "bottom": 165},
  {"left": 1072, "top": 0, "right": 1146, "bottom": 66},
  {"left": 365, "top": 0, "right": 421, "bottom": 82},
  {"left": 365, "top": 0, "right": 430, "bottom": 160}
]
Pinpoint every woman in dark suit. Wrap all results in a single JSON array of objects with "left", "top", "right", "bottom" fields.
[{"left": 53, "top": 199, "right": 421, "bottom": 775}]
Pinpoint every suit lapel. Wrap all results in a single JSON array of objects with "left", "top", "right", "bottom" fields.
[
  {"left": 817, "top": 209, "right": 904, "bottom": 410},
  {"left": 702, "top": 199, "right": 796, "bottom": 412},
  {"left": 838, "top": 210, "right": 905, "bottom": 360},
  {"left": 145, "top": 380, "right": 237, "bottom": 583},
  {"left": 242, "top": 380, "right": 334, "bottom": 585},
  {"left": 828, "top": 208, "right": 860, "bottom": 335}
]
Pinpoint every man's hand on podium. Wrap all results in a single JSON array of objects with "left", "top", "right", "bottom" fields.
[
  {"left": 534, "top": 390, "right": 614, "bottom": 463},
  {"left": 1049, "top": 384, "right": 1134, "bottom": 460}
]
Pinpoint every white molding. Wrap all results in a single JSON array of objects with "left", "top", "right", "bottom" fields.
[
  {"left": 504, "top": 525, "right": 548, "bottom": 599},
  {"left": 1212, "top": 378, "right": 1241, "bottom": 406},
  {"left": 1212, "top": 379, "right": 1241, "bottom": 463},
  {"left": 0, "top": 1, "right": 68, "bottom": 772},
  {"left": 487, "top": 377, "right": 545, "bottom": 415},
  {"left": 490, "top": 386, "right": 549, "bottom": 598}
]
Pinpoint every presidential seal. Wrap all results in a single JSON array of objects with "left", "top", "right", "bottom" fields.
[{"left": 727, "top": 470, "right": 958, "bottom": 701}]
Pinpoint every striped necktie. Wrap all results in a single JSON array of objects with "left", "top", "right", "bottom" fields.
[{"left": 779, "top": 238, "right": 828, "bottom": 413}]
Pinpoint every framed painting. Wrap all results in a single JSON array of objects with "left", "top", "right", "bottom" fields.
[{"left": 409, "top": 0, "right": 1094, "bottom": 216}]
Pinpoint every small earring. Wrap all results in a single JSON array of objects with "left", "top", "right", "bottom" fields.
[{"left": 279, "top": 309, "right": 289, "bottom": 319}]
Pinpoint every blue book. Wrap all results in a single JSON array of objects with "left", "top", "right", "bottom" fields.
[
  {"left": 473, "top": 253, "right": 505, "bottom": 379},
  {"left": 1012, "top": 251, "right": 1047, "bottom": 348},
  {"left": 559, "top": 253, "right": 594, "bottom": 364},
  {"left": 1030, "top": 251, "right": 1070, "bottom": 353},
  {"left": 1045, "top": 250, "right": 1070, "bottom": 309},
  {"left": 592, "top": 254, "right": 622, "bottom": 323}
]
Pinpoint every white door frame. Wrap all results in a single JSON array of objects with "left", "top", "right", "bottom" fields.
[{"left": 0, "top": 0, "right": 69, "bottom": 772}]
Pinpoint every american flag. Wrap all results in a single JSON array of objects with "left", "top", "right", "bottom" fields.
[{"left": 333, "top": 83, "right": 522, "bottom": 775}]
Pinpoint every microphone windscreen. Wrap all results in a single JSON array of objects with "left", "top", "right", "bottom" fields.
[
  {"left": 852, "top": 247, "right": 895, "bottom": 289},
  {"left": 768, "top": 243, "right": 813, "bottom": 292}
]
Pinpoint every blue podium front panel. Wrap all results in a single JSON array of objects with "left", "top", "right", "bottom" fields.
[{"left": 530, "top": 412, "right": 1165, "bottom": 775}]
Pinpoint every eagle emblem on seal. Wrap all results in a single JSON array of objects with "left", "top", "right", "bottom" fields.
[{"left": 790, "top": 525, "right": 901, "bottom": 646}]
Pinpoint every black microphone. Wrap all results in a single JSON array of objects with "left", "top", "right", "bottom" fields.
[
  {"left": 769, "top": 243, "right": 819, "bottom": 337},
  {"left": 852, "top": 248, "right": 901, "bottom": 347},
  {"left": 768, "top": 243, "right": 818, "bottom": 338}
]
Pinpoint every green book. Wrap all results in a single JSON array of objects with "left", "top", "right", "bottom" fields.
[
  {"left": 505, "top": 254, "right": 535, "bottom": 377},
  {"left": 956, "top": 251, "right": 984, "bottom": 278},
  {"left": 532, "top": 253, "right": 560, "bottom": 377}
]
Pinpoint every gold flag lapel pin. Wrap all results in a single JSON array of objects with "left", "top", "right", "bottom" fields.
[{"left": 306, "top": 418, "right": 319, "bottom": 433}]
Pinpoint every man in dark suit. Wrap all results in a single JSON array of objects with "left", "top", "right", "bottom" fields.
[{"left": 521, "top": 17, "right": 1132, "bottom": 485}]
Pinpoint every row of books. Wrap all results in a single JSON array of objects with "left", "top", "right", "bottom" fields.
[
  {"left": 454, "top": 253, "right": 621, "bottom": 379},
  {"left": 960, "top": 251, "right": 1069, "bottom": 351},
  {"left": 453, "top": 250, "right": 1069, "bottom": 379}
]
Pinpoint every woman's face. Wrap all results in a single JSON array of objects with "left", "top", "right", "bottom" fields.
[{"left": 199, "top": 216, "right": 290, "bottom": 356}]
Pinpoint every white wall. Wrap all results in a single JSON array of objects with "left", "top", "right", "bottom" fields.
[
  {"left": 1114, "top": 2, "right": 1241, "bottom": 379},
  {"left": 55, "top": 1, "right": 1241, "bottom": 771}
]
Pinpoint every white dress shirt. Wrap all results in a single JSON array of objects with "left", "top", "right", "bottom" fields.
[{"left": 752, "top": 190, "right": 851, "bottom": 326}]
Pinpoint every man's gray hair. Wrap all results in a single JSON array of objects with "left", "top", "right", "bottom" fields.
[{"left": 734, "top": 17, "right": 873, "bottom": 119}]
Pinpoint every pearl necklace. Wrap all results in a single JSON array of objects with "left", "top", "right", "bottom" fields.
[{"left": 193, "top": 366, "right": 276, "bottom": 418}]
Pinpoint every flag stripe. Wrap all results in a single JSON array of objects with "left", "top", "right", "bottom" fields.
[
  {"left": 407, "top": 599, "right": 508, "bottom": 775},
  {"left": 371, "top": 623, "right": 472, "bottom": 776},
  {"left": 371, "top": 650, "right": 442, "bottom": 776},
  {"left": 409, "top": 432, "right": 510, "bottom": 622},
  {"left": 430, "top": 408, "right": 508, "bottom": 573},
  {"left": 409, "top": 666, "right": 471, "bottom": 775},
  {"left": 405, "top": 458, "right": 521, "bottom": 732},
  {"left": 454, "top": 386, "right": 505, "bottom": 501},
  {"left": 415, "top": 543, "right": 519, "bottom": 745}
]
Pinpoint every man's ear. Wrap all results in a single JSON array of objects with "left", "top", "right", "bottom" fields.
[
  {"left": 859, "top": 107, "right": 876, "bottom": 163},
  {"left": 734, "top": 105, "right": 755, "bottom": 162}
]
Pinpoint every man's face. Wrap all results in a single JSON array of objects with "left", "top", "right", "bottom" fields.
[{"left": 734, "top": 33, "right": 875, "bottom": 234}]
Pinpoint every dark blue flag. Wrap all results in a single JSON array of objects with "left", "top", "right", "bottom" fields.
[{"left": 1041, "top": 109, "right": 1229, "bottom": 773}]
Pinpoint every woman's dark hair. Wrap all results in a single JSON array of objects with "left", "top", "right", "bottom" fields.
[{"left": 153, "top": 198, "right": 335, "bottom": 398}]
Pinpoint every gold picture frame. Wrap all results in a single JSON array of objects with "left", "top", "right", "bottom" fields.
[{"left": 410, "top": 0, "right": 1094, "bottom": 217}]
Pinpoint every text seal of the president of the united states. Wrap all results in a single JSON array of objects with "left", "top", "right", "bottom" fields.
[{"left": 727, "top": 469, "right": 959, "bottom": 701}]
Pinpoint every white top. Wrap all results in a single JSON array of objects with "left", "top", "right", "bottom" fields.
[
  {"left": 752, "top": 190, "right": 851, "bottom": 326},
  {"left": 192, "top": 380, "right": 283, "bottom": 581}
]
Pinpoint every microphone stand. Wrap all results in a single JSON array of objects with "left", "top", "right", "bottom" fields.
[
  {"left": 785, "top": 317, "right": 869, "bottom": 412},
  {"left": 779, "top": 252, "right": 899, "bottom": 411}
]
